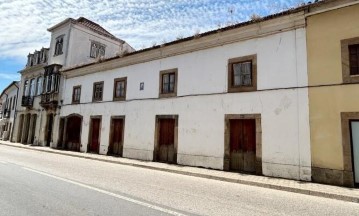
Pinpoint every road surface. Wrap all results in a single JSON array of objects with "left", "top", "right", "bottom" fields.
[{"left": 0, "top": 145, "right": 358, "bottom": 216}]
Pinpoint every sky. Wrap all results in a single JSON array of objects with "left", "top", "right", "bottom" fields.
[{"left": 0, "top": 0, "right": 307, "bottom": 92}]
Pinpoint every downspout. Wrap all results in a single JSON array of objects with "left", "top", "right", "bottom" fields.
[{"left": 10, "top": 83, "right": 19, "bottom": 142}]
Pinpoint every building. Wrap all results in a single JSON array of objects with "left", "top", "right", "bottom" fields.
[
  {"left": 57, "top": 7, "right": 312, "bottom": 181},
  {"left": 306, "top": 0, "right": 359, "bottom": 187},
  {"left": 0, "top": 81, "right": 19, "bottom": 141},
  {"left": 12, "top": 17, "right": 134, "bottom": 147}
]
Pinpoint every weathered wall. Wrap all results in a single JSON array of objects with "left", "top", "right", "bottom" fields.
[
  {"left": 60, "top": 27, "right": 311, "bottom": 181},
  {"left": 307, "top": 3, "right": 359, "bottom": 184}
]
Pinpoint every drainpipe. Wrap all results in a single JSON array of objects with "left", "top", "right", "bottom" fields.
[{"left": 10, "top": 83, "right": 19, "bottom": 142}]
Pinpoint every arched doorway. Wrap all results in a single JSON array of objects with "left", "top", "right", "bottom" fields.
[{"left": 65, "top": 114, "right": 82, "bottom": 152}]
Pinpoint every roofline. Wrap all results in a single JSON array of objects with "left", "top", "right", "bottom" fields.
[
  {"left": 62, "top": 4, "right": 309, "bottom": 73},
  {"left": 0, "top": 81, "right": 19, "bottom": 98},
  {"left": 62, "top": 0, "right": 353, "bottom": 74},
  {"left": 47, "top": 18, "right": 74, "bottom": 32}
]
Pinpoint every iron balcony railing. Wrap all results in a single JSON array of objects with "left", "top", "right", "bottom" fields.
[
  {"left": 40, "top": 92, "right": 59, "bottom": 108},
  {"left": 3, "top": 109, "right": 10, "bottom": 118},
  {"left": 21, "top": 96, "right": 34, "bottom": 107}
]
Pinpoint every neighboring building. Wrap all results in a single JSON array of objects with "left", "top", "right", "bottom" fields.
[
  {"left": 307, "top": 0, "right": 359, "bottom": 187},
  {"left": 0, "top": 81, "right": 19, "bottom": 141},
  {"left": 58, "top": 7, "right": 312, "bottom": 181},
  {"left": 12, "top": 17, "right": 134, "bottom": 147}
]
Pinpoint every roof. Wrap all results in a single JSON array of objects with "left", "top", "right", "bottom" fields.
[
  {"left": 62, "top": 0, "right": 336, "bottom": 73},
  {"left": 0, "top": 81, "right": 19, "bottom": 98},
  {"left": 48, "top": 17, "right": 124, "bottom": 43}
]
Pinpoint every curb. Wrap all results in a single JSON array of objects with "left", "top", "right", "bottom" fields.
[{"left": 1, "top": 142, "right": 358, "bottom": 203}]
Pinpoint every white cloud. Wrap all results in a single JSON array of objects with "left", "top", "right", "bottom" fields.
[{"left": 0, "top": 0, "right": 306, "bottom": 59}]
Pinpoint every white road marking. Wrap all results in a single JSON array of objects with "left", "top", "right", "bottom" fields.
[{"left": 22, "top": 167, "right": 187, "bottom": 216}]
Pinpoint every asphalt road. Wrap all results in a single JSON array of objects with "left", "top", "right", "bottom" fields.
[{"left": 0, "top": 145, "right": 359, "bottom": 216}]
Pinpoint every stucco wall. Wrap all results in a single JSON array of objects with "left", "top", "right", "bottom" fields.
[
  {"left": 60, "top": 28, "right": 311, "bottom": 180},
  {"left": 307, "top": 4, "right": 359, "bottom": 171}
]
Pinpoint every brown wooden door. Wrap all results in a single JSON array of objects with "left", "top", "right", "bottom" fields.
[
  {"left": 158, "top": 119, "right": 176, "bottom": 163},
  {"left": 89, "top": 118, "right": 101, "bottom": 153},
  {"left": 66, "top": 116, "right": 82, "bottom": 151},
  {"left": 109, "top": 119, "right": 124, "bottom": 156},
  {"left": 229, "top": 119, "right": 256, "bottom": 173}
]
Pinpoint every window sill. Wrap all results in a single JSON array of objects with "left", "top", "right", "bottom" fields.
[
  {"left": 159, "top": 92, "right": 177, "bottom": 98},
  {"left": 113, "top": 97, "right": 126, "bottom": 101},
  {"left": 228, "top": 85, "right": 257, "bottom": 93}
]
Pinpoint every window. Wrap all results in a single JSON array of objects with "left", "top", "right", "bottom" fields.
[
  {"left": 93, "top": 82, "right": 104, "bottom": 102},
  {"left": 72, "top": 86, "right": 81, "bottom": 104},
  {"left": 54, "top": 36, "right": 64, "bottom": 56},
  {"left": 159, "top": 69, "right": 178, "bottom": 98},
  {"left": 349, "top": 44, "right": 359, "bottom": 76},
  {"left": 113, "top": 78, "right": 127, "bottom": 101},
  {"left": 12, "top": 96, "right": 16, "bottom": 110},
  {"left": 341, "top": 37, "right": 359, "bottom": 83},
  {"left": 36, "top": 77, "right": 42, "bottom": 95},
  {"left": 228, "top": 55, "right": 257, "bottom": 93},
  {"left": 30, "top": 78, "right": 36, "bottom": 96},
  {"left": 90, "top": 41, "right": 106, "bottom": 58},
  {"left": 23, "top": 80, "right": 29, "bottom": 96}
]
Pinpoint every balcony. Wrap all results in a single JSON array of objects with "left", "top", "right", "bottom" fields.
[
  {"left": 3, "top": 109, "right": 10, "bottom": 118},
  {"left": 21, "top": 96, "right": 34, "bottom": 107},
  {"left": 40, "top": 92, "right": 59, "bottom": 109}
]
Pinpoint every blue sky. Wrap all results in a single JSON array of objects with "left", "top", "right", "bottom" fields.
[{"left": 0, "top": 0, "right": 306, "bottom": 92}]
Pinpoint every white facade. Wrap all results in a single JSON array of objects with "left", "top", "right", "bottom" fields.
[
  {"left": 13, "top": 17, "right": 134, "bottom": 147},
  {"left": 60, "top": 13, "right": 311, "bottom": 181},
  {"left": 0, "top": 82, "right": 19, "bottom": 141}
]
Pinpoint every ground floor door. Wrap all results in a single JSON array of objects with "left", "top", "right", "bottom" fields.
[
  {"left": 89, "top": 118, "right": 101, "bottom": 154},
  {"left": 157, "top": 118, "right": 176, "bottom": 163},
  {"left": 229, "top": 119, "right": 256, "bottom": 173},
  {"left": 108, "top": 118, "right": 124, "bottom": 156},
  {"left": 66, "top": 116, "right": 82, "bottom": 151},
  {"left": 350, "top": 121, "right": 359, "bottom": 185},
  {"left": 46, "top": 115, "right": 53, "bottom": 147}
]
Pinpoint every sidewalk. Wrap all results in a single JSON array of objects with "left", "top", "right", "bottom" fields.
[{"left": 1, "top": 140, "right": 359, "bottom": 203}]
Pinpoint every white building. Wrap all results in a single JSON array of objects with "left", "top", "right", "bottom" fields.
[
  {"left": 58, "top": 10, "right": 311, "bottom": 181},
  {"left": 0, "top": 81, "right": 19, "bottom": 141},
  {"left": 13, "top": 17, "right": 134, "bottom": 146}
]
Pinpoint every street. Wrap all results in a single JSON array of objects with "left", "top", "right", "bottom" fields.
[{"left": 0, "top": 145, "right": 358, "bottom": 216}]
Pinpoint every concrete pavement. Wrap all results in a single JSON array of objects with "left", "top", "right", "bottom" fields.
[{"left": 1, "top": 141, "right": 359, "bottom": 204}]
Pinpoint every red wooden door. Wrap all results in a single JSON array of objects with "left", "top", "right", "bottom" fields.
[
  {"left": 229, "top": 119, "right": 256, "bottom": 173},
  {"left": 90, "top": 118, "right": 101, "bottom": 153},
  {"left": 158, "top": 119, "right": 176, "bottom": 163},
  {"left": 109, "top": 119, "right": 124, "bottom": 156}
]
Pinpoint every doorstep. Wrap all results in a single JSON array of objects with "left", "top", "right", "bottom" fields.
[{"left": 0, "top": 140, "right": 359, "bottom": 203}]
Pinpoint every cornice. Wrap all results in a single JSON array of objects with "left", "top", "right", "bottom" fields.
[
  {"left": 63, "top": 12, "right": 305, "bottom": 79},
  {"left": 20, "top": 64, "right": 46, "bottom": 75}
]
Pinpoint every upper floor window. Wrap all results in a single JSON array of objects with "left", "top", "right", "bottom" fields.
[
  {"left": 113, "top": 78, "right": 127, "bottom": 101},
  {"left": 23, "top": 80, "right": 29, "bottom": 96},
  {"left": 93, "top": 81, "right": 104, "bottom": 102},
  {"left": 54, "top": 36, "right": 64, "bottom": 56},
  {"left": 12, "top": 96, "right": 16, "bottom": 110},
  {"left": 90, "top": 41, "right": 106, "bottom": 58},
  {"left": 159, "top": 69, "right": 177, "bottom": 98},
  {"left": 349, "top": 44, "right": 359, "bottom": 76},
  {"left": 36, "top": 77, "right": 42, "bottom": 95},
  {"left": 228, "top": 55, "right": 257, "bottom": 93},
  {"left": 341, "top": 38, "right": 359, "bottom": 83},
  {"left": 29, "top": 78, "right": 36, "bottom": 96},
  {"left": 72, "top": 86, "right": 81, "bottom": 104}
]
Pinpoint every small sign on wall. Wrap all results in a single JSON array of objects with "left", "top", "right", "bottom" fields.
[{"left": 140, "top": 82, "right": 144, "bottom": 91}]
